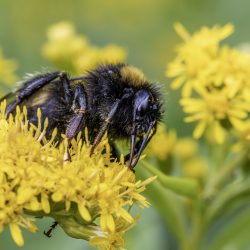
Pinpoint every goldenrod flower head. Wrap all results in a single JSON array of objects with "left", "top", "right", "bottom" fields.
[
  {"left": 42, "top": 21, "right": 127, "bottom": 75},
  {"left": 231, "top": 119, "right": 250, "bottom": 154},
  {"left": 47, "top": 21, "right": 76, "bottom": 40},
  {"left": 167, "top": 23, "right": 234, "bottom": 97},
  {"left": 182, "top": 157, "right": 208, "bottom": 180},
  {"left": 167, "top": 24, "right": 236, "bottom": 95},
  {"left": 0, "top": 48, "right": 18, "bottom": 91},
  {"left": 75, "top": 44, "right": 126, "bottom": 74},
  {"left": 180, "top": 86, "right": 250, "bottom": 144},
  {"left": 0, "top": 101, "right": 154, "bottom": 249},
  {"left": 42, "top": 22, "right": 89, "bottom": 71},
  {"left": 148, "top": 124, "right": 201, "bottom": 160},
  {"left": 174, "top": 137, "right": 198, "bottom": 160},
  {"left": 174, "top": 23, "right": 233, "bottom": 50},
  {"left": 147, "top": 124, "right": 177, "bottom": 161},
  {"left": 147, "top": 124, "right": 206, "bottom": 179},
  {"left": 167, "top": 24, "right": 250, "bottom": 143},
  {"left": 89, "top": 217, "right": 133, "bottom": 250}
]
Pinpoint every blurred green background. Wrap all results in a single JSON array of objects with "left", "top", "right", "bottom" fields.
[{"left": 1, "top": 0, "right": 250, "bottom": 249}]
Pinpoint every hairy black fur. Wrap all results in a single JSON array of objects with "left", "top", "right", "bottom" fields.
[
  {"left": 83, "top": 64, "right": 162, "bottom": 139},
  {"left": 3, "top": 64, "right": 163, "bottom": 168}
]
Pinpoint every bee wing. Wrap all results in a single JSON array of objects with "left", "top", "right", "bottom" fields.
[
  {"left": 1, "top": 71, "right": 63, "bottom": 115},
  {"left": 0, "top": 72, "right": 43, "bottom": 105}
]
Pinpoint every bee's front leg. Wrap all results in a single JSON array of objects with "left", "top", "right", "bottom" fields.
[{"left": 44, "top": 221, "right": 58, "bottom": 238}]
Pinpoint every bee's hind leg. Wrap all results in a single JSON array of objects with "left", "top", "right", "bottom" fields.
[{"left": 44, "top": 221, "right": 58, "bottom": 238}]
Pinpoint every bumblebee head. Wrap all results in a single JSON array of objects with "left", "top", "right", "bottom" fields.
[
  {"left": 124, "top": 86, "right": 161, "bottom": 169},
  {"left": 104, "top": 65, "right": 162, "bottom": 169},
  {"left": 87, "top": 63, "right": 162, "bottom": 169}
]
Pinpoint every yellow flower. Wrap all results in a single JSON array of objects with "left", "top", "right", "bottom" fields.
[
  {"left": 0, "top": 101, "right": 154, "bottom": 249},
  {"left": 42, "top": 21, "right": 127, "bottom": 75},
  {"left": 180, "top": 86, "right": 250, "bottom": 144},
  {"left": 0, "top": 48, "right": 18, "bottom": 92},
  {"left": 173, "top": 137, "right": 198, "bottom": 160},
  {"left": 89, "top": 217, "right": 133, "bottom": 250},
  {"left": 147, "top": 124, "right": 177, "bottom": 161},
  {"left": 75, "top": 44, "right": 126, "bottom": 74},
  {"left": 204, "top": 47, "right": 250, "bottom": 98},
  {"left": 42, "top": 21, "right": 89, "bottom": 72},
  {"left": 231, "top": 119, "right": 250, "bottom": 155},
  {"left": 148, "top": 124, "right": 201, "bottom": 161},
  {"left": 167, "top": 24, "right": 250, "bottom": 143},
  {"left": 182, "top": 157, "right": 208, "bottom": 180},
  {"left": 167, "top": 23, "right": 234, "bottom": 97}
]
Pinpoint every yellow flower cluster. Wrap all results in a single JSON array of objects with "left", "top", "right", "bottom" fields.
[
  {"left": 0, "top": 48, "right": 18, "bottom": 94},
  {"left": 0, "top": 101, "right": 155, "bottom": 250},
  {"left": 148, "top": 124, "right": 207, "bottom": 179},
  {"left": 148, "top": 125, "right": 177, "bottom": 161},
  {"left": 42, "top": 22, "right": 127, "bottom": 75},
  {"left": 167, "top": 24, "right": 250, "bottom": 143}
]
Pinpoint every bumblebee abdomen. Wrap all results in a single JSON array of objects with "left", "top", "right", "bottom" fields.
[{"left": 24, "top": 82, "right": 73, "bottom": 139}]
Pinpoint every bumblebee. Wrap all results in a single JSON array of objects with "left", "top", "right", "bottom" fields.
[{"left": 2, "top": 64, "right": 162, "bottom": 169}]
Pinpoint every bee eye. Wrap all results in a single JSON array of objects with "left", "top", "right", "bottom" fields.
[
  {"left": 138, "top": 101, "right": 148, "bottom": 113},
  {"left": 134, "top": 90, "right": 150, "bottom": 115}
]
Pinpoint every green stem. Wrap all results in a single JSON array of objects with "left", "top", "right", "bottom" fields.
[
  {"left": 207, "top": 178, "right": 250, "bottom": 222},
  {"left": 142, "top": 161, "right": 200, "bottom": 198},
  {"left": 204, "top": 151, "right": 247, "bottom": 200},
  {"left": 137, "top": 163, "right": 188, "bottom": 247},
  {"left": 188, "top": 201, "right": 206, "bottom": 250}
]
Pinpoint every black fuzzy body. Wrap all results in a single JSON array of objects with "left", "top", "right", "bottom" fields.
[
  {"left": 83, "top": 64, "right": 162, "bottom": 140},
  {"left": 24, "top": 82, "right": 73, "bottom": 140},
  {"left": 3, "top": 64, "right": 162, "bottom": 168}
]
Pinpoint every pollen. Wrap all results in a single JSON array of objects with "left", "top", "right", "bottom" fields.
[{"left": 120, "top": 65, "right": 146, "bottom": 86}]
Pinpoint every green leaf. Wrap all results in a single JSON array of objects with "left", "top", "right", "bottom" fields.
[
  {"left": 137, "top": 163, "right": 187, "bottom": 247},
  {"left": 207, "top": 178, "right": 250, "bottom": 222},
  {"left": 207, "top": 206, "right": 250, "bottom": 250},
  {"left": 142, "top": 161, "right": 200, "bottom": 198}
]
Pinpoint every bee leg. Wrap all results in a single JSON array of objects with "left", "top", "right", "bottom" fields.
[
  {"left": 129, "top": 122, "right": 157, "bottom": 169},
  {"left": 59, "top": 72, "right": 71, "bottom": 103},
  {"left": 64, "top": 113, "right": 85, "bottom": 161},
  {"left": 127, "top": 133, "right": 136, "bottom": 167},
  {"left": 124, "top": 122, "right": 158, "bottom": 170},
  {"left": 44, "top": 221, "right": 58, "bottom": 238},
  {"left": 124, "top": 139, "right": 141, "bottom": 161},
  {"left": 109, "top": 141, "right": 120, "bottom": 160},
  {"left": 6, "top": 71, "right": 72, "bottom": 115},
  {"left": 90, "top": 100, "right": 121, "bottom": 156},
  {"left": 64, "top": 86, "right": 87, "bottom": 161},
  {"left": 90, "top": 90, "right": 134, "bottom": 157}
]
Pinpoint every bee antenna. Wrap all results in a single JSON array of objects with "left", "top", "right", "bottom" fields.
[{"left": 90, "top": 122, "right": 109, "bottom": 156}]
